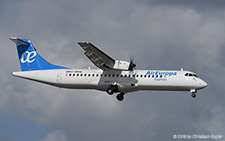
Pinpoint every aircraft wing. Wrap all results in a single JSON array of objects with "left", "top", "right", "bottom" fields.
[
  {"left": 78, "top": 42, "right": 134, "bottom": 71},
  {"left": 78, "top": 42, "right": 115, "bottom": 70}
]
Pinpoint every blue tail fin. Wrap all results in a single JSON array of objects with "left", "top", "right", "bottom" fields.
[{"left": 10, "top": 37, "right": 69, "bottom": 71}]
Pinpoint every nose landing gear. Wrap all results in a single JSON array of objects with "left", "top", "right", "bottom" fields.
[
  {"left": 191, "top": 93, "right": 196, "bottom": 98},
  {"left": 190, "top": 89, "right": 197, "bottom": 98}
]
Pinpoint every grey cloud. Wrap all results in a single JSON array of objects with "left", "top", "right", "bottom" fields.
[
  {"left": 0, "top": 0, "right": 225, "bottom": 141},
  {"left": 38, "top": 130, "right": 67, "bottom": 141},
  {"left": 148, "top": 0, "right": 225, "bottom": 12}
]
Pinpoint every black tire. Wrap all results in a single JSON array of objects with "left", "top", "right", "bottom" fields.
[
  {"left": 106, "top": 88, "right": 114, "bottom": 95},
  {"left": 116, "top": 94, "right": 124, "bottom": 101},
  {"left": 191, "top": 93, "right": 196, "bottom": 98}
]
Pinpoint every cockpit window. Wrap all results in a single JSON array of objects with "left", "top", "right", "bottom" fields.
[
  {"left": 193, "top": 74, "right": 198, "bottom": 78},
  {"left": 185, "top": 73, "right": 198, "bottom": 78}
]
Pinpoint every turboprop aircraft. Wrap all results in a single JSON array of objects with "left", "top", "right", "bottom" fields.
[{"left": 10, "top": 37, "right": 207, "bottom": 101}]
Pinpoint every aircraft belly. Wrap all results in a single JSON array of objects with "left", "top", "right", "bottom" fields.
[
  {"left": 60, "top": 77, "right": 100, "bottom": 89},
  {"left": 137, "top": 85, "right": 191, "bottom": 91}
]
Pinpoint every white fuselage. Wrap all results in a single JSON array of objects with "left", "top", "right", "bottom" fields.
[{"left": 12, "top": 69, "right": 207, "bottom": 94}]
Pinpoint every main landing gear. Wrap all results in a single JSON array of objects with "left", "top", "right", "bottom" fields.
[
  {"left": 106, "top": 87, "right": 115, "bottom": 95},
  {"left": 106, "top": 85, "right": 119, "bottom": 95},
  {"left": 106, "top": 85, "right": 125, "bottom": 101},
  {"left": 116, "top": 93, "right": 125, "bottom": 101}
]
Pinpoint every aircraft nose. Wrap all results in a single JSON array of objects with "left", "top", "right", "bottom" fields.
[{"left": 200, "top": 80, "right": 207, "bottom": 88}]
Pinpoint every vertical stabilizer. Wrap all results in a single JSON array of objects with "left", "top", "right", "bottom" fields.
[{"left": 10, "top": 37, "right": 69, "bottom": 71}]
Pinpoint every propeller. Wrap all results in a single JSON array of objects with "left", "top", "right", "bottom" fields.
[{"left": 128, "top": 56, "right": 136, "bottom": 71}]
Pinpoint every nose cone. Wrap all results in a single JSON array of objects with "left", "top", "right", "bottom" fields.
[{"left": 200, "top": 80, "right": 207, "bottom": 89}]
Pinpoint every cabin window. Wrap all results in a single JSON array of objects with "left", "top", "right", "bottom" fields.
[
  {"left": 124, "top": 75, "right": 127, "bottom": 77},
  {"left": 136, "top": 75, "right": 139, "bottom": 77},
  {"left": 96, "top": 74, "right": 99, "bottom": 77},
  {"left": 88, "top": 74, "right": 91, "bottom": 77},
  {"left": 140, "top": 75, "right": 143, "bottom": 78},
  {"left": 144, "top": 75, "right": 146, "bottom": 78},
  {"left": 80, "top": 74, "right": 83, "bottom": 77},
  {"left": 69, "top": 74, "right": 72, "bottom": 76},
  {"left": 120, "top": 75, "right": 123, "bottom": 77},
  {"left": 152, "top": 75, "right": 154, "bottom": 78},
  {"left": 84, "top": 74, "right": 87, "bottom": 77},
  {"left": 160, "top": 75, "right": 162, "bottom": 78},
  {"left": 77, "top": 74, "right": 79, "bottom": 76},
  {"left": 116, "top": 74, "right": 119, "bottom": 77}
]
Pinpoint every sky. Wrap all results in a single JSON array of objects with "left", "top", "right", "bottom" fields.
[{"left": 0, "top": 0, "right": 225, "bottom": 140}]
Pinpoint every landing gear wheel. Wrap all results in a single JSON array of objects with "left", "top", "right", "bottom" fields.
[
  {"left": 106, "top": 88, "right": 115, "bottom": 95},
  {"left": 116, "top": 93, "right": 125, "bottom": 101},
  {"left": 191, "top": 93, "right": 196, "bottom": 98}
]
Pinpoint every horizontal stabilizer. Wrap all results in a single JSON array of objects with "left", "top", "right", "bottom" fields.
[{"left": 9, "top": 37, "right": 30, "bottom": 46}]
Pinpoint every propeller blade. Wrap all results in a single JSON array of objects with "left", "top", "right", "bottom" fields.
[{"left": 128, "top": 57, "right": 136, "bottom": 71}]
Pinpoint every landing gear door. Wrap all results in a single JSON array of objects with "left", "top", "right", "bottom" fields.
[{"left": 56, "top": 73, "right": 62, "bottom": 83}]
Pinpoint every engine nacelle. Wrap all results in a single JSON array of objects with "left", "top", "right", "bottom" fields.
[{"left": 113, "top": 60, "right": 130, "bottom": 70}]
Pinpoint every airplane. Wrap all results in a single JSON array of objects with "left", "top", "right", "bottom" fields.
[{"left": 10, "top": 37, "right": 207, "bottom": 101}]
